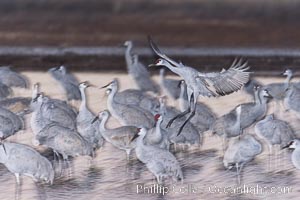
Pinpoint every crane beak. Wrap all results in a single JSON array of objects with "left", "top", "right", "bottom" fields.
[
  {"left": 99, "top": 82, "right": 112, "bottom": 89},
  {"left": 130, "top": 128, "right": 141, "bottom": 143},
  {"left": 87, "top": 84, "right": 96, "bottom": 88},
  {"left": 32, "top": 95, "right": 39, "bottom": 102},
  {"left": 148, "top": 63, "right": 157, "bottom": 68},
  {"left": 282, "top": 141, "right": 294, "bottom": 150},
  {"left": 130, "top": 133, "right": 139, "bottom": 143},
  {"left": 91, "top": 116, "right": 99, "bottom": 124},
  {"left": 0, "top": 142, "right": 7, "bottom": 155}
]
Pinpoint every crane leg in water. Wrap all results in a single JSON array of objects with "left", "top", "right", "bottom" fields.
[{"left": 166, "top": 93, "right": 194, "bottom": 128}]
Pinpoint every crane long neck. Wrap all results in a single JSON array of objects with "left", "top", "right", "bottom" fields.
[
  {"left": 254, "top": 91, "right": 260, "bottom": 105},
  {"left": 125, "top": 44, "right": 133, "bottom": 67},
  {"left": 163, "top": 62, "right": 182, "bottom": 77},
  {"left": 99, "top": 115, "right": 108, "bottom": 133},
  {"left": 155, "top": 119, "right": 163, "bottom": 138},
  {"left": 285, "top": 74, "right": 292, "bottom": 89},
  {"left": 136, "top": 132, "right": 146, "bottom": 148},
  {"left": 79, "top": 87, "right": 87, "bottom": 110},
  {"left": 107, "top": 86, "right": 118, "bottom": 107},
  {"left": 235, "top": 110, "right": 241, "bottom": 131},
  {"left": 32, "top": 85, "right": 39, "bottom": 99}
]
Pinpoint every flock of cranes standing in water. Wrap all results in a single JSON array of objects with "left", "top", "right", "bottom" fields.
[{"left": 0, "top": 38, "right": 300, "bottom": 192}]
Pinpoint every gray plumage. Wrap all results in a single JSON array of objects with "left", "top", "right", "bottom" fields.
[
  {"left": 211, "top": 105, "right": 242, "bottom": 139},
  {"left": 102, "top": 79, "right": 155, "bottom": 129},
  {"left": 113, "top": 88, "right": 160, "bottom": 115},
  {"left": 284, "top": 83, "right": 300, "bottom": 117},
  {"left": 261, "top": 69, "right": 292, "bottom": 102},
  {"left": 0, "top": 142, "right": 54, "bottom": 184},
  {"left": 31, "top": 83, "right": 77, "bottom": 120},
  {"left": 255, "top": 114, "right": 295, "bottom": 149},
  {"left": 223, "top": 134, "right": 262, "bottom": 184},
  {"left": 179, "top": 80, "right": 216, "bottom": 132},
  {"left": 145, "top": 114, "right": 170, "bottom": 150},
  {"left": 0, "top": 107, "right": 24, "bottom": 139},
  {"left": 95, "top": 110, "right": 139, "bottom": 159},
  {"left": 36, "top": 124, "right": 93, "bottom": 160},
  {"left": 31, "top": 93, "right": 76, "bottom": 135},
  {"left": 243, "top": 78, "right": 262, "bottom": 99},
  {"left": 77, "top": 82, "right": 104, "bottom": 148},
  {"left": 229, "top": 88, "right": 271, "bottom": 129},
  {"left": 124, "top": 41, "right": 160, "bottom": 94},
  {"left": 48, "top": 66, "right": 81, "bottom": 101},
  {"left": 0, "top": 66, "right": 28, "bottom": 88},
  {"left": 149, "top": 37, "right": 250, "bottom": 134},
  {"left": 159, "top": 68, "right": 182, "bottom": 100},
  {"left": 0, "top": 97, "right": 31, "bottom": 113},
  {"left": 132, "top": 128, "right": 183, "bottom": 183}
]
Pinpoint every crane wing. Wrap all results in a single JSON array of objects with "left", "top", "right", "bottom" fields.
[
  {"left": 197, "top": 59, "right": 251, "bottom": 96},
  {"left": 148, "top": 36, "right": 182, "bottom": 67}
]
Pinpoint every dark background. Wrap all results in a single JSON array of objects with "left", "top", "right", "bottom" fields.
[{"left": 1, "top": 0, "right": 300, "bottom": 73}]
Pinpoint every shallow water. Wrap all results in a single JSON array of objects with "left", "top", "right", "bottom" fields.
[{"left": 1, "top": 72, "right": 300, "bottom": 200}]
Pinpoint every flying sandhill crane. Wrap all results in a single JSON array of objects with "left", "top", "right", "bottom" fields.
[
  {"left": 179, "top": 80, "right": 216, "bottom": 132},
  {"left": 148, "top": 37, "right": 250, "bottom": 135}
]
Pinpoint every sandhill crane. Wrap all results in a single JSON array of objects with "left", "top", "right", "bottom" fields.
[
  {"left": 229, "top": 87, "right": 272, "bottom": 129},
  {"left": 77, "top": 82, "right": 104, "bottom": 148},
  {"left": 284, "top": 81, "right": 300, "bottom": 118},
  {"left": 48, "top": 65, "right": 81, "bottom": 101},
  {"left": 159, "top": 68, "right": 182, "bottom": 100},
  {"left": 179, "top": 80, "right": 216, "bottom": 132},
  {"left": 131, "top": 128, "right": 183, "bottom": 183},
  {"left": 283, "top": 139, "right": 300, "bottom": 169},
  {"left": 0, "top": 107, "right": 24, "bottom": 140},
  {"left": 211, "top": 105, "right": 242, "bottom": 151},
  {"left": 93, "top": 110, "right": 139, "bottom": 160},
  {"left": 159, "top": 97, "right": 201, "bottom": 149},
  {"left": 123, "top": 40, "right": 160, "bottom": 94},
  {"left": 255, "top": 114, "right": 295, "bottom": 170},
  {"left": 0, "top": 97, "right": 31, "bottom": 113},
  {"left": 262, "top": 69, "right": 292, "bottom": 104},
  {"left": 148, "top": 37, "right": 250, "bottom": 135},
  {"left": 0, "top": 66, "right": 28, "bottom": 88},
  {"left": 243, "top": 78, "right": 262, "bottom": 100},
  {"left": 145, "top": 114, "right": 170, "bottom": 150},
  {"left": 31, "top": 83, "right": 77, "bottom": 120},
  {"left": 223, "top": 134, "right": 262, "bottom": 184},
  {"left": 36, "top": 124, "right": 93, "bottom": 160},
  {"left": 0, "top": 142, "right": 54, "bottom": 184},
  {"left": 31, "top": 93, "right": 76, "bottom": 135},
  {"left": 101, "top": 79, "right": 155, "bottom": 129},
  {"left": 113, "top": 88, "right": 160, "bottom": 115}
]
